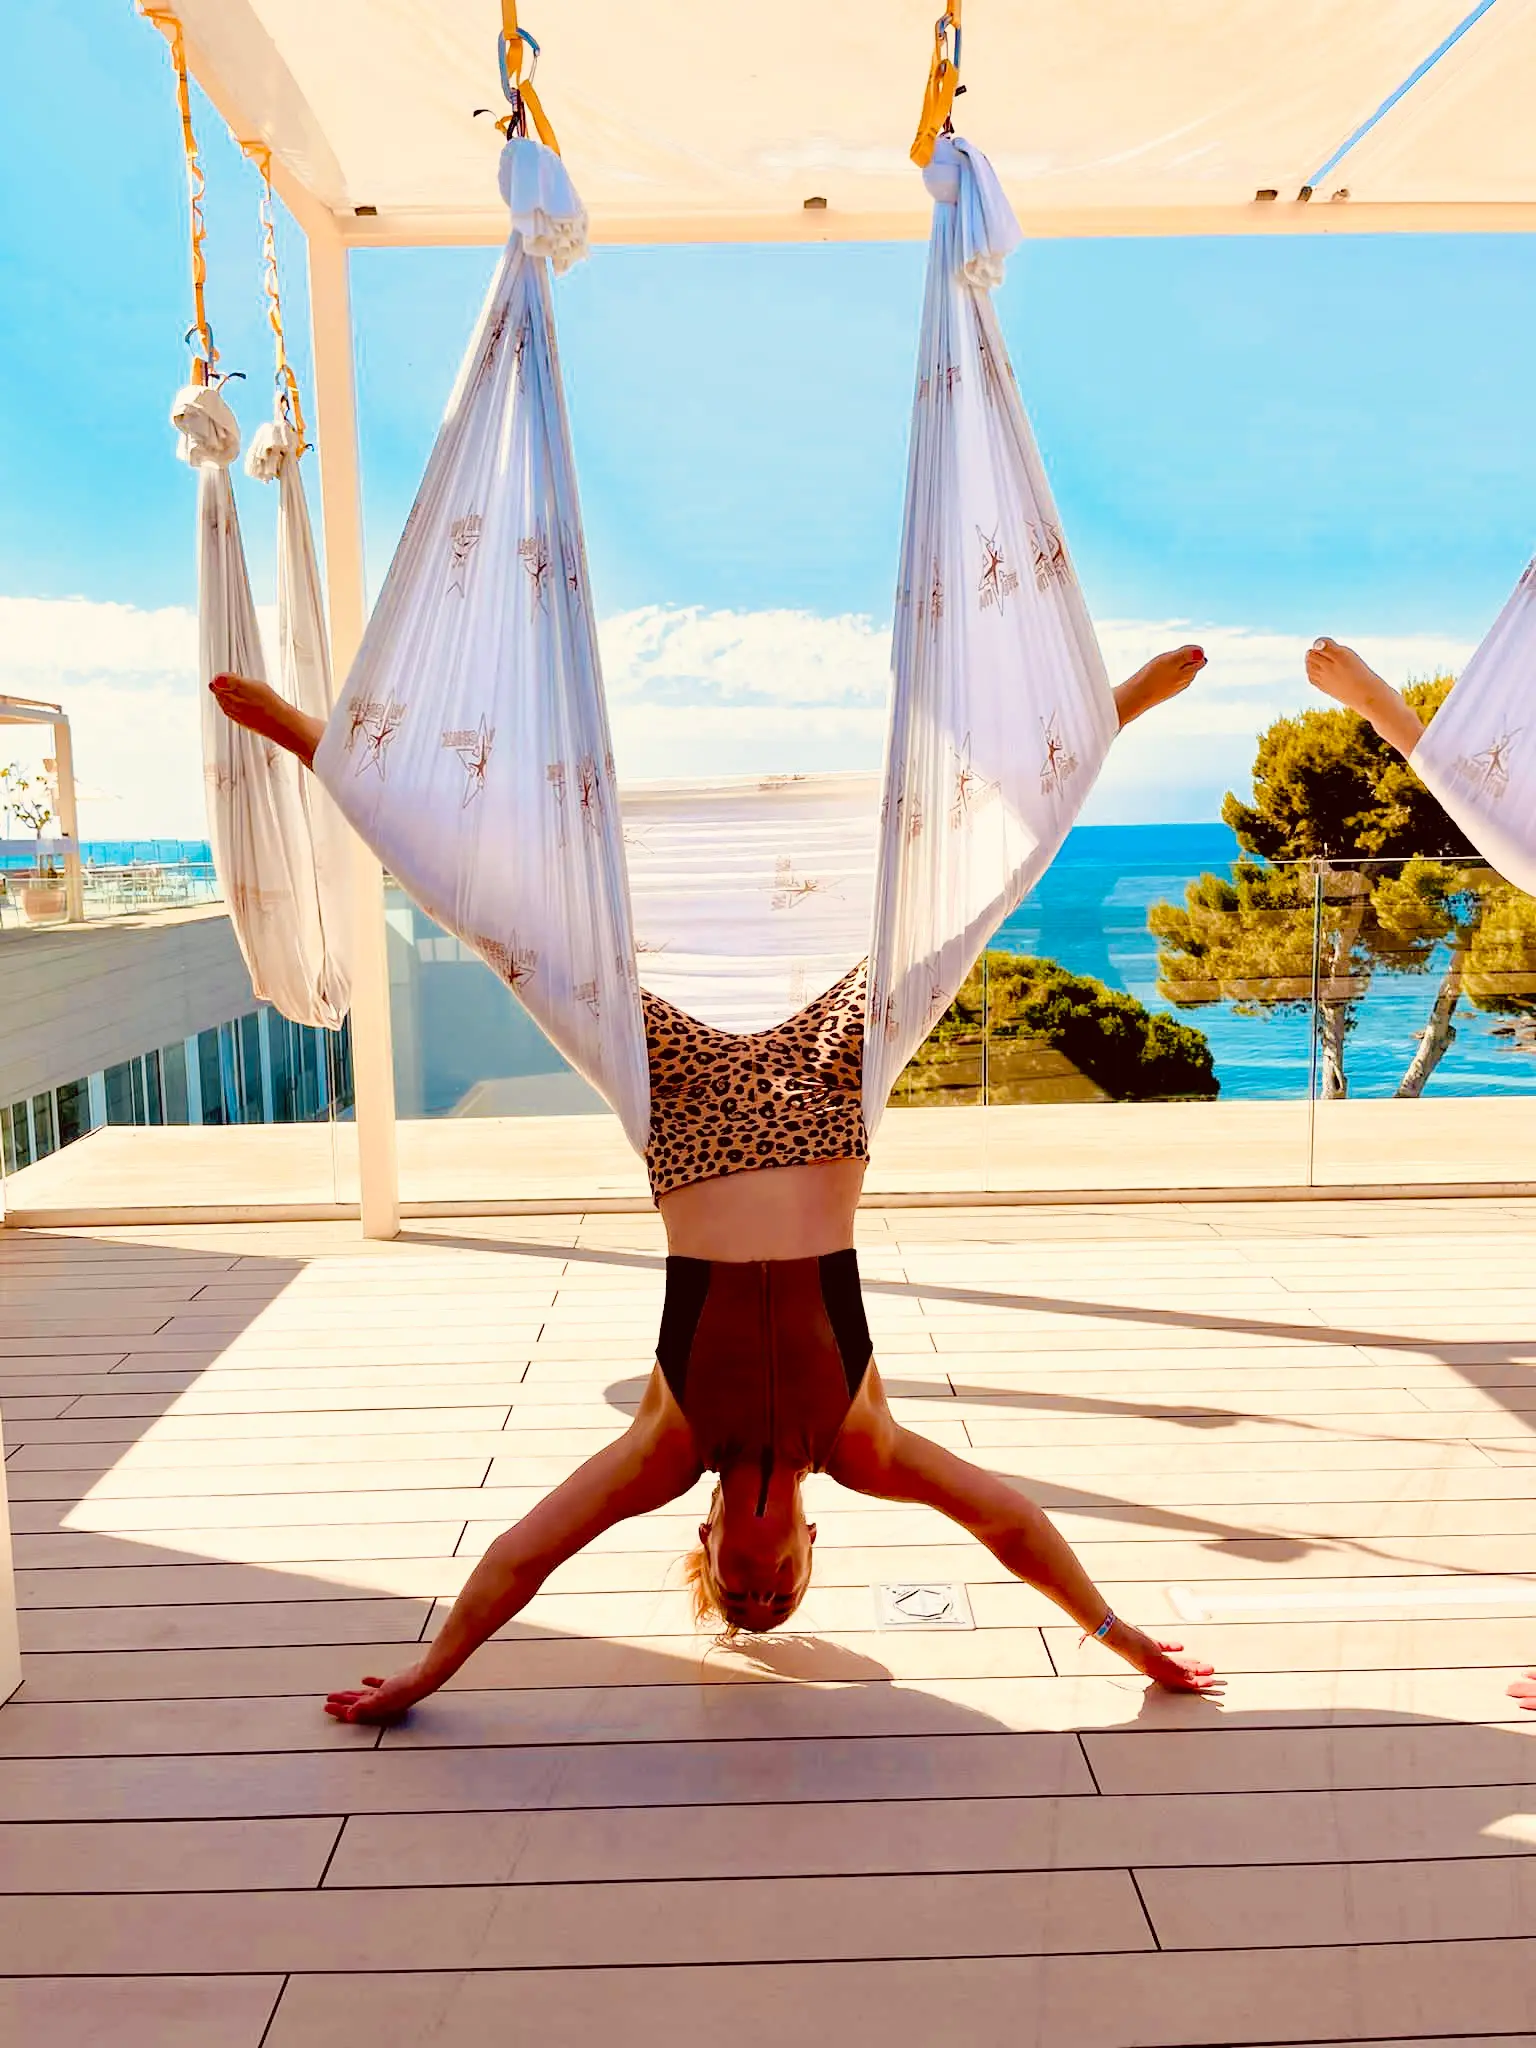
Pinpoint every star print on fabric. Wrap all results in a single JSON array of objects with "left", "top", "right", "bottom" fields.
[
  {"left": 518, "top": 531, "right": 552, "bottom": 614},
  {"left": 577, "top": 754, "right": 603, "bottom": 830},
  {"left": 473, "top": 304, "right": 509, "bottom": 393},
  {"left": 343, "top": 697, "right": 374, "bottom": 756},
  {"left": 441, "top": 716, "right": 495, "bottom": 807},
  {"left": 949, "top": 732, "right": 996, "bottom": 827},
  {"left": 478, "top": 936, "right": 539, "bottom": 992},
  {"left": 1455, "top": 729, "right": 1521, "bottom": 800},
  {"left": 546, "top": 761, "right": 569, "bottom": 845},
  {"left": 1038, "top": 712, "right": 1080, "bottom": 797},
  {"left": 574, "top": 979, "right": 601, "bottom": 1018},
  {"left": 447, "top": 514, "right": 483, "bottom": 596},
  {"left": 928, "top": 556, "right": 944, "bottom": 626},
  {"left": 204, "top": 762, "right": 236, "bottom": 795},
  {"left": 1028, "top": 520, "right": 1071, "bottom": 593},
  {"left": 352, "top": 697, "right": 407, "bottom": 780},
  {"left": 882, "top": 787, "right": 925, "bottom": 843},
  {"left": 512, "top": 314, "right": 533, "bottom": 385},
  {"left": 976, "top": 525, "right": 1020, "bottom": 613},
  {"left": 770, "top": 857, "right": 834, "bottom": 911},
  {"left": 560, "top": 523, "right": 585, "bottom": 610}
]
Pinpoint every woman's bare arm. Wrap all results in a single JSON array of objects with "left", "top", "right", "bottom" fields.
[
  {"left": 829, "top": 1370, "right": 1219, "bottom": 1693},
  {"left": 209, "top": 674, "right": 324, "bottom": 769},
  {"left": 325, "top": 1369, "right": 701, "bottom": 1722}
]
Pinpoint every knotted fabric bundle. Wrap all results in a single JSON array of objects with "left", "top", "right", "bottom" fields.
[{"left": 176, "top": 381, "right": 351, "bottom": 1028}]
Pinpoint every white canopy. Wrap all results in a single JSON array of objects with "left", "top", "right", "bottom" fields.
[{"left": 172, "top": 0, "right": 1536, "bottom": 248}]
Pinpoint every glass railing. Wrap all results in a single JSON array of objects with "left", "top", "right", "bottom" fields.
[
  {"left": 0, "top": 850, "right": 219, "bottom": 927},
  {"left": 883, "top": 852, "right": 1535, "bottom": 1192},
  {"left": 6, "top": 843, "right": 1533, "bottom": 1211},
  {"left": 384, "top": 887, "right": 646, "bottom": 1205}
]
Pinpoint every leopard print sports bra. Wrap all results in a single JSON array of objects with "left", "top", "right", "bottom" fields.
[{"left": 641, "top": 961, "right": 869, "bottom": 1199}]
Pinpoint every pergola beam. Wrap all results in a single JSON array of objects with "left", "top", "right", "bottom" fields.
[{"left": 336, "top": 197, "right": 1536, "bottom": 251}]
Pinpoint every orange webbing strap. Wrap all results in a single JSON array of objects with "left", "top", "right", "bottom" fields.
[
  {"left": 242, "top": 143, "right": 309, "bottom": 455},
  {"left": 138, "top": 6, "right": 218, "bottom": 378},
  {"left": 911, "top": 2, "right": 963, "bottom": 169},
  {"left": 500, "top": 0, "right": 562, "bottom": 155}
]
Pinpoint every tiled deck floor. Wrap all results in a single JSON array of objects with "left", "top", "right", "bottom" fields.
[{"left": 3, "top": 1198, "right": 1536, "bottom": 2045}]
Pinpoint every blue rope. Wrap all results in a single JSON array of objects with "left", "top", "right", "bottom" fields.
[{"left": 1309, "top": 0, "right": 1503, "bottom": 188}]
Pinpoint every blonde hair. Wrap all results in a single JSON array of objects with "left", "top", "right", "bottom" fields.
[
  {"left": 682, "top": 1483, "right": 733, "bottom": 1634},
  {"left": 680, "top": 1480, "right": 808, "bottom": 1637}
]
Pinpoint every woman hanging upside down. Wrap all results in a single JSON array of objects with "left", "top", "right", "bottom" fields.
[{"left": 210, "top": 643, "right": 1219, "bottom": 1724}]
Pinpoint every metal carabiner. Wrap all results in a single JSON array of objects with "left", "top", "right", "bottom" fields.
[{"left": 498, "top": 24, "right": 540, "bottom": 107}]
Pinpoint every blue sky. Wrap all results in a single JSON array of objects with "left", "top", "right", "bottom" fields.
[{"left": 3, "top": 1, "right": 1534, "bottom": 832}]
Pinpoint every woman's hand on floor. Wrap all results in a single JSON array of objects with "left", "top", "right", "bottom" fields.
[
  {"left": 1106, "top": 1622, "right": 1223, "bottom": 1695},
  {"left": 324, "top": 1663, "right": 435, "bottom": 1724}
]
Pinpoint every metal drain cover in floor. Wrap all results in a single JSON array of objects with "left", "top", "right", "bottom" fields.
[{"left": 873, "top": 1582, "right": 975, "bottom": 1630}]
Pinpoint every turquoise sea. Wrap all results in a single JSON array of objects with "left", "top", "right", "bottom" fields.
[{"left": 997, "top": 823, "right": 1535, "bottom": 1101}]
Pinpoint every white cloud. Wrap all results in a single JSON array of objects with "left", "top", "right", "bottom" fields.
[
  {"left": 602, "top": 604, "right": 890, "bottom": 708},
  {"left": 0, "top": 594, "right": 1482, "bottom": 839}
]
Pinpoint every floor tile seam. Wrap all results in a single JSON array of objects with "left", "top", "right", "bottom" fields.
[
  {"left": 13, "top": 1670, "right": 1528, "bottom": 1704},
  {"left": 255, "top": 1972, "right": 292, "bottom": 2048},
  {"left": 5, "top": 1781, "right": 1534, "bottom": 1824},
  {"left": 25, "top": 1623, "right": 1524, "bottom": 1659},
  {"left": 0, "top": 1940, "right": 1169, "bottom": 1968},
  {"left": 17, "top": 1849, "right": 1524, "bottom": 1903},
  {"left": 10, "top": 1741, "right": 1536, "bottom": 1775}
]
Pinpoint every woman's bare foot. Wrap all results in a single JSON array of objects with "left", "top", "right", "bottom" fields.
[
  {"left": 324, "top": 1662, "right": 437, "bottom": 1725},
  {"left": 1113, "top": 644, "right": 1207, "bottom": 729},
  {"left": 1103, "top": 1618, "right": 1223, "bottom": 1694},
  {"left": 209, "top": 672, "right": 324, "bottom": 768},
  {"left": 1508, "top": 1670, "right": 1536, "bottom": 1711},
  {"left": 1305, "top": 638, "right": 1426, "bottom": 758}
]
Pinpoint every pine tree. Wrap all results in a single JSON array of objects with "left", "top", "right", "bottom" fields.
[{"left": 1152, "top": 677, "right": 1518, "bottom": 1098}]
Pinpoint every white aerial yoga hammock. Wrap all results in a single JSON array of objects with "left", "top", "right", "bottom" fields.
[
  {"left": 619, "top": 134, "right": 1117, "bottom": 1130},
  {"left": 861, "top": 133, "right": 1118, "bottom": 1122},
  {"left": 175, "top": 383, "right": 351, "bottom": 1028},
  {"left": 1407, "top": 560, "right": 1536, "bottom": 897},
  {"left": 315, "top": 136, "right": 650, "bottom": 1150},
  {"left": 147, "top": 0, "right": 350, "bottom": 1030},
  {"left": 315, "top": 131, "right": 1117, "bottom": 1156}
]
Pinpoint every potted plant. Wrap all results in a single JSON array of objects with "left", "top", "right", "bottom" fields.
[{"left": 7, "top": 770, "right": 66, "bottom": 920}]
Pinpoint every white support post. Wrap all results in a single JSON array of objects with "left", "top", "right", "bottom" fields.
[
  {"left": 49, "top": 717, "right": 84, "bottom": 922},
  {"left": 307, "top": 223, "right": 400, "bottom": 1241}
]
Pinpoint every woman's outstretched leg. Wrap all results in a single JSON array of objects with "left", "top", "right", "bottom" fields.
[
  {"left": 830, "top": 1376, "right": 1221, "bottom": 1696},
  {"left": 1114, "top": 643, "right": 1206, "bottom": 728},
  {"left": 1305, "top": 637, "right": 1427, "bottom": 759},
  {"left": 210, "top": 673, "right": 323, "bottom": 769}
]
